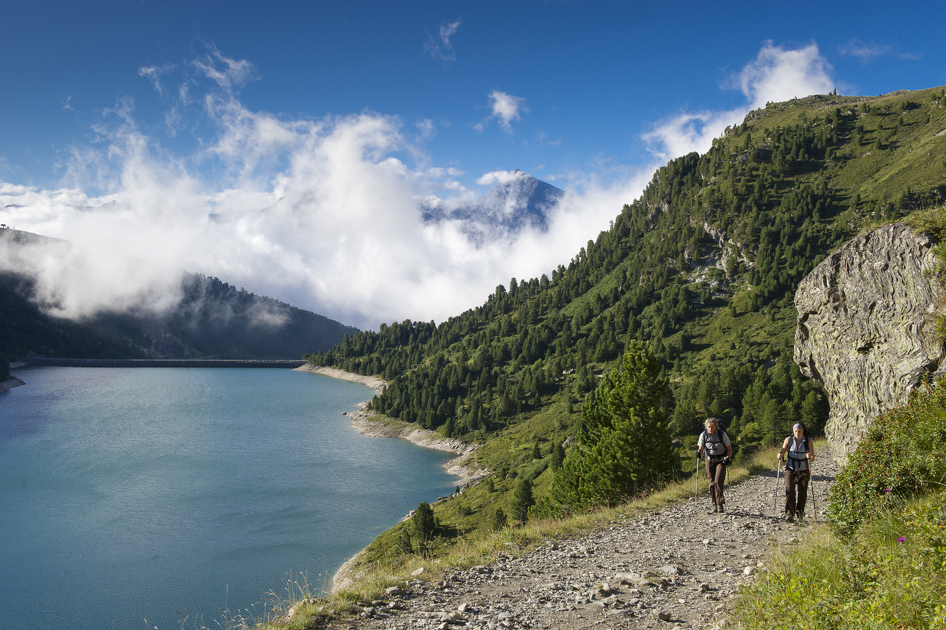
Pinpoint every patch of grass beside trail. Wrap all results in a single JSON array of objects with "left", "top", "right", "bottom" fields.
[
  {"left": 732, "top": 488, "right": 946, "bottom": 629},
  {"left": 734, "top": 376, "right": 946, "bottom": 629},
  {"left": 255, "top": 447, "right": 780, "bottom": 630}
]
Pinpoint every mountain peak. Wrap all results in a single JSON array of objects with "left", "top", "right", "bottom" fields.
[{"left": 422, "top": 174, "right": 564, "bottom": 243}]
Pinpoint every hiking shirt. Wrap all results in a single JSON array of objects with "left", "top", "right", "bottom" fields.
[
  {"left": 786, "top": 436, "right": 811, "bottom": 472},
  {"left": 698, "top": 429, "right": 731, "bottom": 462}
]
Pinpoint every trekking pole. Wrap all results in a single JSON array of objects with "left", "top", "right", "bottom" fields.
[
  {"left": 809, "top": 465, "right": 818, "bottom": 522},
  {"left": 773, "top": 457, "right": 782, "bottom": 517},
  {"left": 694, "top": 453, "right": 700, "bottom": 499}
]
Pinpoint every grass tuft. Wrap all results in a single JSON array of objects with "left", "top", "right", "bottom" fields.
[{"left": 733, "top": 489, "right": 946, "bottom": 629}]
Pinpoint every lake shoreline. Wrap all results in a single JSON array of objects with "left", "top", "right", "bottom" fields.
[
  {"left": 294, "top": 363, "right": 488, "bottom": 594},
  {"left": 0, "top": 376, "right": 25, "bottom": 393}
]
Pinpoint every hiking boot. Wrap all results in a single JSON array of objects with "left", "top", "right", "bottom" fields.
[
  {"left": 784, "top": 513, "right": 794, "bottom": 523},
  {"left": 797, "top": 511, "right": 805, "bottom": 521},
  {"left": 708, "top": 504, "right": 718, "bottom": 514},
  {"left": 718, "top": 504, "right": 725, "bottom": 513}
]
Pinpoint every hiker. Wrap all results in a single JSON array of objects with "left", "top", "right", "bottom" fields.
[
  {"left": 778, "top": 422, "right": 814, "bottom": 522},
  {"left": 697, "top": 417, "right": 732, "bottom": 513}
]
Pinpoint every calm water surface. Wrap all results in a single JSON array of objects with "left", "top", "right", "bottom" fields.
[{"left": 0, "top": 366, "right": 457, "bottom": 630}]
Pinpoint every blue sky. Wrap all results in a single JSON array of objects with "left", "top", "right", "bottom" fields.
[{"left": 2, "top": 0, "right": 945, "bottom": 330}]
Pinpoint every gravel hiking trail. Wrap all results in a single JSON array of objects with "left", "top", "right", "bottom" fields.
[{"left": 321, "top": 449, "right": 839, "bottom": 630}]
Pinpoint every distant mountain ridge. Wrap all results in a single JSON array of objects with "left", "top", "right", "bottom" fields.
[
  {"left": 421, "top": 170, "right": 564, "bottom": 242},
  {"left": 0, "top": 228, "right": 358, "bottom": 363}
]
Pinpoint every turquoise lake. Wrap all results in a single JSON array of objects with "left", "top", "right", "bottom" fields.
[{"left": 0, "top": 366, "right": 457, "bottom": 630}]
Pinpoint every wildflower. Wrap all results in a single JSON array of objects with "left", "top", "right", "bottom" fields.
[{"left": 898, "top": 537, "right": 907, "bottom": 543}]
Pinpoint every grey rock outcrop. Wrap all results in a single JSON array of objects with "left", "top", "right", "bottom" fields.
[{"left": 794, "top": 223, "right": 946, "bottom": 461}]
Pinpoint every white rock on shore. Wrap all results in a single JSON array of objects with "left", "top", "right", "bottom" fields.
[
  {"left": 0, "top": 377, "right": 25, "bottom": 393},
  {"left": 294, "top": 364, "right": 386, "bottom": 396}
]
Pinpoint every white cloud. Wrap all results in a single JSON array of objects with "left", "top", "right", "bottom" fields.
[
  {"left": 416, "top": 118, "right": 436, "bottom": 139},
  {"left": 0, "top": 79, "right": 632, "bottom": 332},
  {"left": 424, "top": 18, "right": 461, "bottom": 63},
  {"left": 138, "top": 63, "right": 176, "bottom": 96},
  {"left": 476, "top": 169, "right": 528, "bottom": 186},
  {"left": 642, "top": 109, "right": 746, "bottom": 163},
  {"left": 733, "top": 41, "right": 834, "bottom": 109},
  {"left": 188, "top": 43, "right": 256, "bottom": 93},
  {"left": 487, "top": 90, "right": 527, "bottom": 133},
  {"left": 0, "top": 229, "right": 184, "bottom": 320},
  {"left": 643, "top": 41, "right": 835, "bottom": 162},
  {"left": 839, "top": 39, "right": 892, "bottom": 64}
]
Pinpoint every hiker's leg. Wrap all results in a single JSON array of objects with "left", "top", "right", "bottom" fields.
[
  {"left": 705, "top": 460, "right": 717, "bottom": 504},
  {"left": 797, "top": 469, "right": 809, "bottom": 515},
  {"left": 784, "top": 469, "right": 797, "bottom": 516},
  {"left": 715, "top": 462, "right": 727, "bottom": 505}
]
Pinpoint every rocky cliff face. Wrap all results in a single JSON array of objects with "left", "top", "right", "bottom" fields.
[{"left": 794, "top": 223, "right": 946, "bottom": 461}]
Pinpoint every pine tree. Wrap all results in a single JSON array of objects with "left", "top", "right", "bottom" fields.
[
  {"left": 490, "top": 507, "right": 507, "bottom": 530},
  {"left": 511, "top": 477, "right": 534, "bottom": 522},
  {"left": 550, "top": 442, "right": 566, "bottom": 471},
  {"left": 411, "top": 502, "right": 436, "bottom": 553},
  {"left": 551, "top": 342, "right": 674, "bottom": 509}
]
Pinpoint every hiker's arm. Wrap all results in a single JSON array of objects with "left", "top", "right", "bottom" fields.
[{"left": 777, "top": 437, "right": 789, "bottom": 460}]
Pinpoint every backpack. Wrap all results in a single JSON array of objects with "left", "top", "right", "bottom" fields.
[
  {"left": 701, "top": 428, "right": 729, "bottom": 461},
  {"left": 786, "top": 434, "right": 810, "bottom": 470}
]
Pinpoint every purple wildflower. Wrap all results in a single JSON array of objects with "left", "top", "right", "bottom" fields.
[{"left": 897, "top": 537, "right": 906, "bottom": 543}]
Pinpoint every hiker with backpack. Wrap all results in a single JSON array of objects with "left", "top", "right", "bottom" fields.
[
  {"left": 697, "top": 417, "right": 732, "bottom": 513},
  {"left": 778, "top": 422, "right": 814, "bottom": 522}
]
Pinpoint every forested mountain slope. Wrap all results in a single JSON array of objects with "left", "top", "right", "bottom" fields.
[
  {"left": 0, "top": 229, "right": 359, "bottom": 364},
  {"left": 305, "top": 87, "right": 946, "bottom": 539}
]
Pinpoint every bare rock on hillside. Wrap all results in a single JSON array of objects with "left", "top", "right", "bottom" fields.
[{"left": 794, "top": 222, "right": 946, "bottom": 462}]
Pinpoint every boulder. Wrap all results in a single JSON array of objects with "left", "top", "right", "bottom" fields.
[{"left": 794, "top": 223, "right": 945, "bottom": 461}]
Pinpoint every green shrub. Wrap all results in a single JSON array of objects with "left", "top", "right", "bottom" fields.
[{"left": 828, "top": 377, "right": 946, "bottom": 541}]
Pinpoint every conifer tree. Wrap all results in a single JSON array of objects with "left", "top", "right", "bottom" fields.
[
  {"left": 511, "top": 477, "right": 534, "bottom": 522},
  {"left": 550, "top": 442, "right": 565, "bottom": 471},
  {"left": 551, "top": 342, "right": 674, "bottom": 509},
  {"left": 411, "top": 502, "right": 436, "bottom": 553},
  {"left": 490, "top": 507, "right": 507, "bottom": 530}
]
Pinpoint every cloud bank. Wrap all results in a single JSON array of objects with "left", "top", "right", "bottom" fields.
[
  {"left": 0, "top": 42, "right": 838, "bottom": 331},
  {"left": 0, "top": 48, "right": 609, "bottom": 330}
]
